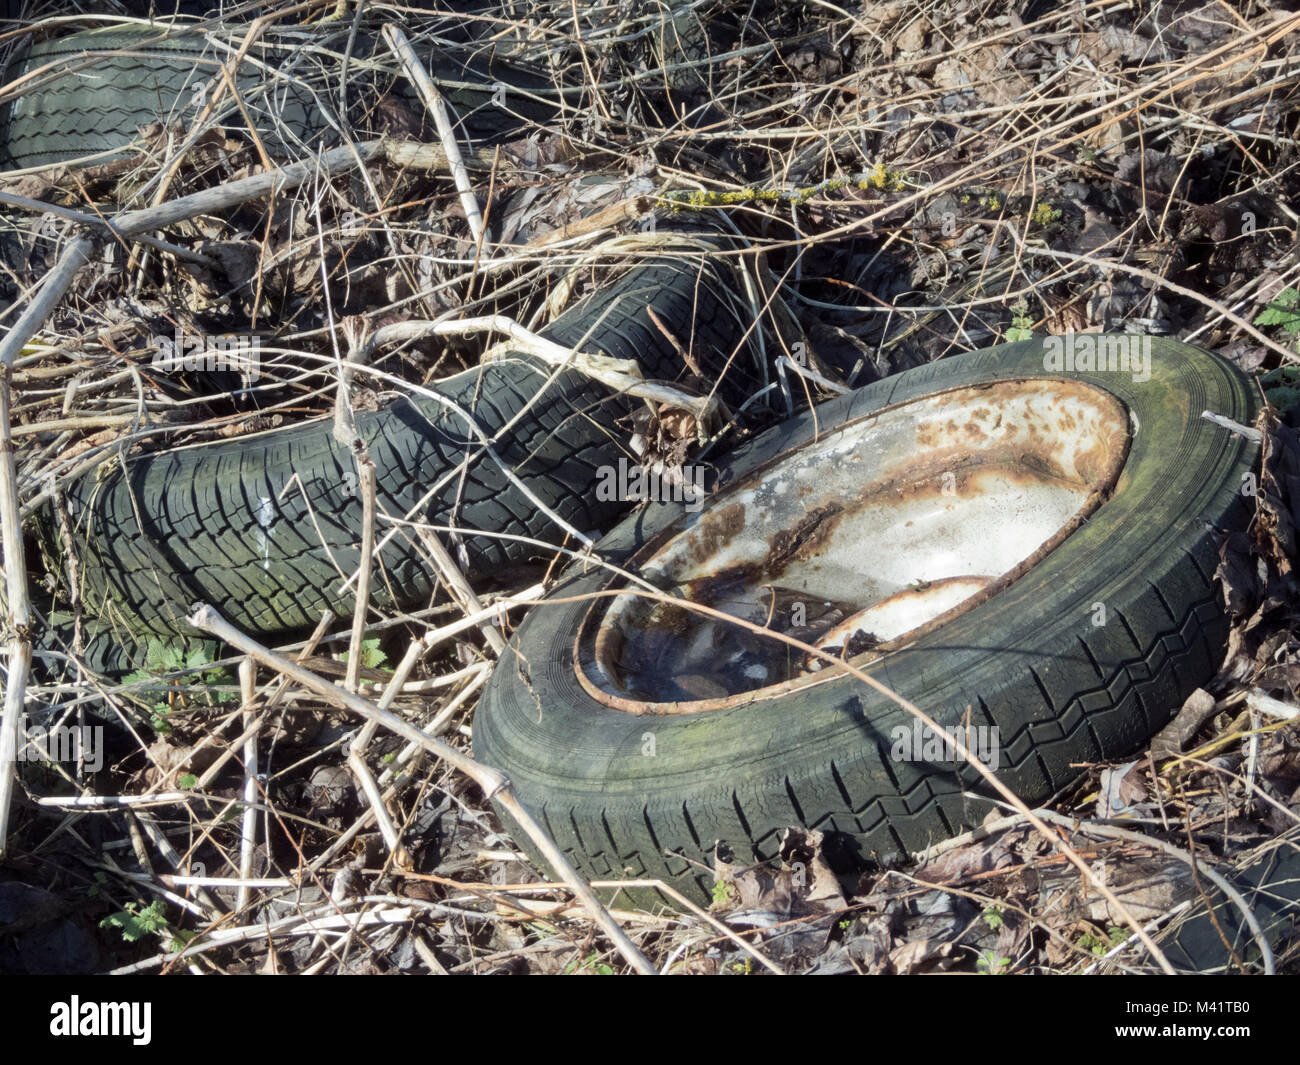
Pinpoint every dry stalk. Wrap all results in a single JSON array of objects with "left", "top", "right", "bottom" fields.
[
  {"left": 345, "top": 451, "right": 377, "bottom": 693},
  {"left": 0, "top": 235, "right": 93, "bottom": 854},
  {"left": 414, "top": 527, "right": 507, "bottom": 656},
  {"left": 381, "top": 23, "right": 485, "bottom": 244},
  {"left": 362, "top": 314, "right": 716, "bottom": 423},
  {"left": 237, "top": 657, "right": 258, "bottom": 912},
  {"left": 187, "top": 602, "right": 657, "bottom": 975}
]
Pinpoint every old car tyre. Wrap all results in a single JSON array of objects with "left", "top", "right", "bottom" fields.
[
  {"left": 474, "top": 336, "right": 1261, "bottom": 905},
  {"left": 44, "top": 237, "right": 753, "bottom": 676},
  {"left": 0, "top": 25, "right": 556, "bottom": 170}
]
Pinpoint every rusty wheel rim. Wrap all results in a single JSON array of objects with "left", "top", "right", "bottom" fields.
[{"left": 576, "top": 378, "right": 1132, "bottom": 715}]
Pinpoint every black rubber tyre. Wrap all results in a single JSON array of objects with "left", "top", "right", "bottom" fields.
[
  {"left": 474, "top": 337, "right": 1261, "bottom": 906},
  {"left": 50, "top": 236, "right": 755, "bottom": 672},
  {"left": 0, "top": 27, "right": 329, "bottom": 169},
  {"left": 0, "top": 25, "right": 556, "bottom": 170}
]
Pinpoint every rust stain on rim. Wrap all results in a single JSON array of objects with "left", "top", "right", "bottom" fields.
[{"left": 574, "top": 377, "right": 1132, "bottom": 715}]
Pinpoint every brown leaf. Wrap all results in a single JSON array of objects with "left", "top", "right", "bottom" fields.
[
  {"left": 1096, "top": 760, "right": 1147, "bottom": 817},
  {"left": 1084, "top": 860, "right": 1193, "bottom": 925},
  {"left": 1215, "top": 530, "right": 1259, "bottom": 618},
  {"left": 1152, "top": 688, "right": 1218, "bottom": 759},
  {"left": 888, "top": 937, "right": 932, "bottom": 973},
  {"left": 195, "top": 239, "right": 262, "bottom": 291},
  {"left": 917, "top": 830, "right": 1022, "bottom": 884},
  {"left": 888, "top": 937, "right": 956, "bottom": 973},
  {"left": 709, "top": 829, "right": 846, "bottom": 918},
  {"left": 895, "top": 15, "right": 929, "bottom": 53},
  {"left": 1255, "top": 410, "right": 1300, "bottom": 578},
  {"left": 658, "top": 408, "right": 698, "bottom": 443},
  {"left": 143, "top": 735, "right": 226, "bottom": 787},
  {"left": 779, "top": 827, "right": 847, "bottom": 913},
  {"left": 1114, "top": 149, "right": 1184, "bottom": 198}
]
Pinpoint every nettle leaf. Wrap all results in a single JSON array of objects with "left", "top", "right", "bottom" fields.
[
  {"left": 362, "top": 638, "right": 388, "bottom": 669},
  {"left": 1256, "top": 288, "right": 1300, "bottom": 332},
  {"left": 100, "top": 900, "right": 169, "bottom": 943},
  {"left": 141, "top": 640, "right": 186, "bottom": 674},
  {"left": 343, "top": 636, "right": 389, "bottom": 670},
  {"left": 186, "top": 646, "right": 214, "bottom": 670}
]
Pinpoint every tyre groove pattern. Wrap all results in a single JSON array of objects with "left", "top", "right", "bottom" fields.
[
  {"left": 48, "top": 241, "right": 755, "bottom": 673},
  {"left": 0, "top": 26, "right": 558, "bottom": 169}
]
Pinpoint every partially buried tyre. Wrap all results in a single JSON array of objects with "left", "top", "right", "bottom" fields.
[{"left": 474, "top": 336, "right": 1260, "bottom": 906}]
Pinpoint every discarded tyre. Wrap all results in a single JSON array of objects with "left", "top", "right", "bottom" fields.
[
  {"left": 0, "top": 25, "right": 554, "bottom": 170},
  {"left": 475, "top": 336, "right": 1260, "bottom": 905},
  {"left": 46, "top": 234, "right": 754, "bottom": 676},
  {"left": 0, "top": 28, "right": 325, "bottom": 170}
]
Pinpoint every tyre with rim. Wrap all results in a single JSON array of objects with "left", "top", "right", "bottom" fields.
[{"left": 474, "top": 335, "right": 1260, "bottom": 905}]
